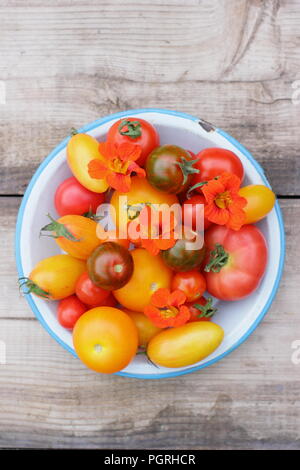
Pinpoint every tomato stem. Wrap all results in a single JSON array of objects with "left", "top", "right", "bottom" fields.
[
  {"left": 193, "top": 297, "right": 217, "bottom": 319},
  {"left": 204, "top": 243, "right": 229, "bottom": 273},
  {"left": 18, "top": 277, "right": 50, "bottom": 299},
  {"left": 40, "top": 214, "right": 81, "bottom": 241},
  {"left": 118, "top": 119, "right": 142, "bottom": 139},
  {"left": 70, "top": 127, "right": 78, "bottom": 136},
  {"left": 175, "top": 157, "right": 199, "bottom": 186}
]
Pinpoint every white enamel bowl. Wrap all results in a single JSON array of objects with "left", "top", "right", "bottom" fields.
[{"left": 15, "top": 109, "right": 285, "bottom": 379}]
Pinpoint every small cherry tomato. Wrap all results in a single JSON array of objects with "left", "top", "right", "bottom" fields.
[
  {"left": 191, "top": 148, "right": 244, "bottom": 193},
  {"left": 146, "top": 145, "right": 197, "bottom": 194},
  {"left": 73, "top": 307, "right": 138, "bottom": 373},
  {"left": 107, "top": 117, "right": 159, "bottom": 166},
  {"left": 182, "top": 194, "right": 212, "bottom": 231},
  {"left": 57, "top": 295, "right": 87, "bottom": 329},
  {"left": 123, "top": 310, "right": 162, "bottom": 347},
  {"left": 171, "top": 270, "right": 206, "bottom": 302},
  {"left": 67, "top": 133, "right": 108, "bottom": 193},
  {"left": 161, "top": 231, "right": 206, "bottom": 272},
  {"left": 76, "top": 272, "right": 110, "bottom": 307},
  {"left": 239, "top": 184, "right": 276, "bottom": 224},
  {"left": 147, "top": 321, "right": 224, "bottom": 368},
  {"left": 102, "top": 294, "right": 118, "bottom": 308},
  {"left": 54, "top": 177, "right": 105, "bottom": 217},
  {"left": 187, "top": 296, "right": 217, "bottom": 322},
  {"left": 40, "top": 214, "right": 101, "bottom": 260},
  {"left": 87, "top": 242, "right": 134, "bottom": 290}
]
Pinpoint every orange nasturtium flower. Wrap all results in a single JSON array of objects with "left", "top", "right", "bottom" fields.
[
  {"left": 128, "top": 205, "right": 179, "bottom": 256},
  {"left": 144, "top": 288, "right": 191, "bottom": 328},
  {"left": 202, "top": 172, "right": 247, "bottom": 230},
  {"left": 88, "top": 141, "right": 145, "bottom": 192}
]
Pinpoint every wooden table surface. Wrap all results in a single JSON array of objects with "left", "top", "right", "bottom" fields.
[{"left": 0, "top": 0, "right": 299, "bottom": 449}]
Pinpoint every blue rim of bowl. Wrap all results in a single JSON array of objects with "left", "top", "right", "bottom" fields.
[{"left": 15, "top": 108, "right": 285, "bottom": 379}]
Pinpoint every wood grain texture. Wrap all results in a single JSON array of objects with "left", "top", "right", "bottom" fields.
[
  {"left": 1, "top": 197, "right": 299, "bottom": 448},
  {"left": 0, "top": 0, "right": 299, "bottom": 194}
]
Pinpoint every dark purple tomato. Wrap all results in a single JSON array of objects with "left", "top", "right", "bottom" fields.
[{"left": 161, "top": 231, "right": 206, "bottom": 272}]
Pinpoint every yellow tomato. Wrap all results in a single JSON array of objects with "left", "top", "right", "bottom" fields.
[
  {"left": 113, "top": 248, "right": 172, "bottom": 312},
  {"left": 239, "top": 184, "right": 276, "bottom": 224},
  {"left": 67, "top": 133, "right": 108, "bottom": 193},
  {"left": 123, "top": 309, "right": 162, "bottom": 347},
  {"left": 110, "top": 176, "right": 178, "bottom": 229},
  {"left": 73, "top": 307, "right": 138, "bottom": 373},
  {"left": 147, "top": 321, "right": 224, "bottom": 368},
  {"left": 26, "top": 254, "right": 86, "bottom": 300}
]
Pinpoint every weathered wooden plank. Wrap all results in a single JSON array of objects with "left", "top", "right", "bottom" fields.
[
  {"left": 0, "top": 196, "right": 299, "bottom": 448},
  {"left": 0, "top": 78, "right": 299, "bottom": 195}
]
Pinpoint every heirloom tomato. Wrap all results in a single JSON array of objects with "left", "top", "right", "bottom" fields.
[
  {"left": 40, "top": 214, "right": 101, "bottom": 260},
  {"left": 239, "top": 184, "right": 276, "bottom": 224},
  {"left": 161, "top": 230, "right": 206, "bottom": 272},
  {"left": 67, "top": 133, "right": 108, "bottom": 193},
  {"left": 57, "top": 295, "right": 87, "bottom": 329},
  {"left": 73, "top": 307, "right": 138, "bottom": 373},
  {"left": 146, "top": 145, "right": 198, "bottom": 194},
  {"left": 54, "top": 177, "right": 105, "bottom": 217},
  {"left": 204, "top": 224, "right": 267, "bottom": 301},
  {"left": 107, "top": 117, "right": 159, "bottom": 166},
  {"left": 147, "top": 321, "right": 224, "bottom": 368},
  {"left": 87, "top": 242, "right": 134, "bottom": 290},
  {"left": 19, "top": 254, "right": 86, "bottom": 300},
  {"left": 113, "top": 248, "right": 173, "bottom": 312},
  {"left": 110, "top": 176, "right": 178, "bottom": 229}
]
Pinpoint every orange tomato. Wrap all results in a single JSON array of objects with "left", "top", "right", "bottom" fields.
[
  {"left": 73, "top": 307, "right": 138, "bottom": 373},
  {"left": 239, "top": 184, "right": 276, "bottom": 224},
  {"left": 96, "top": 224, "right": 130, "bottom": 249},
  {"left": 147, "top": 321, "right": 224, "bottom": 368},
  {"left": 123, "top": 310, "right": 162, "bottom": 347},
  {"left": 113, "top": 248, "right": 172, "bottom": 312},
  {"left": 110, "top": 176, "right": 178, "bottom": 229},
  {"left": 67, "top": 133, "right": 108, "bottom": 193},
  {"left": 23, "top": 254, "right": 86, "bottom": 300},
  {"left": 41, "top": 215, "right": 101, "bottom": 260}
]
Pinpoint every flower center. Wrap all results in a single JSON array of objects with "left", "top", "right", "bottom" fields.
[
  {"left": 110, "top": 158, "right": 130, "bottom": 175},
  {"left": 159, "top": 305, "right": 178, "bottom": 318},
  {"left": 215, "top": 191, "right": 232, "bottom": 209}
]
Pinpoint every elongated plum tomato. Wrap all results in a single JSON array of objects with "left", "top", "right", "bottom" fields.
[
  {"left": 171, "top": 270, "right": 206, "bottom": 302},
  {"left": 182, "top": 194, "right": 212, "bottom": 231},
  {"left": 110, "top": 176, "right": 178, "bottom": 229},
  {"left": 239, "top": 184, "right": 276, "bottom": 224},
  {"left": 40, "top": 214, "right": 101, "bottom": 260},
  {"left": 113, "top": 248, "right": 172, "bottom": 312},
  {"left": 55, "top": 177, "right": 105, "bottom": 217},
  {"left": 146, "top": 145, "right": 197, "bottom": 194},
  {"left": 57, "top": 295, "right": 87, "bottom": 329},
  {"left": 87, "top": 242, "right": 134, "bottom": 290},
  {"left": 20, "top": 254, "right": 86, "bottom": 300},
  {"left": 107, "top": 117, "right": 159, "bottom": 167},
  {"left": 67, "top": 133, "right": 108, "bottom": 193},
  {"left": 147, "top": 321, "right": 224, "bottom": 368},
  {"left": 75, "top": 272, "right": 110, "bottom": 307},
  {"left": 161, "top": 230, "right": 206, "bottom": 272},
  {"left": 204, "top": 224, "right": 267, "bottom": 301},
  {"left": 123, "top": 310, "right": 162, "bottom": 347},
  {"left": 73, "top": 307, "right": 138, "bottom": 373},
  {"left": 191, "top": 148, "right": 244, "bottom": 192}
]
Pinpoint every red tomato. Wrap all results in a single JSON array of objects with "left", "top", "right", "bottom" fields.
[
  {"left": 182, "top": 194, "right": 212, "bottom": 231},
  {"left": 191, "top": 148, "right": 244, "bottom": 193},
  {"left": 102, "top": 294, "right": 118, "bottom": 308},
  {"left": 57, "top": 295, "right": 87, "bottom": 329},
  {"left": 204, "top": 224, "right": 267, "bottom": 301},
  {"left": 187, "top": 296, "right": 216, "bottom": 322},
  {"left": 171, "top": 270, "right": 206, "bottom": 302},
  {"left": 55, "top": 177, "right": 105, "bottom": 217},
  {"left": 107, "top": 117, "right": 159, "bottom": 166},
  {"left": 76, "top": 272, "right": 110, "bottom": 307}
]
